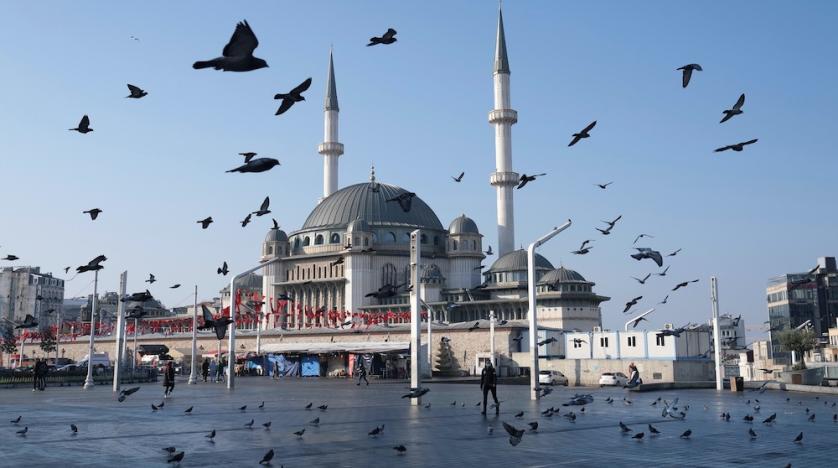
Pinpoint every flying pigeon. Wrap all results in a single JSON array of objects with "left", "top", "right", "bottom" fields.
[
  {"left": 217, "top": 261, "right": 229, "bottom": 276},
  {"left": 714, "top": 139, "right": 758, "bottom": 153},
  {"left": 241, "top": 213, "right": 252, "bottom": 228},
  {"left": 672, "top": 279, "right": 699, "bottom": 291},
  {"left": 386, "top": 192, "right": 416, "bottom": 212},
  {"left": 2, "top": 255, "right": 20, "bottom": 261},
  {"left": 145, "top": 273, "right": 156, "bottom": 284},
  {"left": 252, "top": 197, "right": 270, "bottom": 216},
  {"left": 259, "top": 449, "right": 274, "bottom": 465},
  {"left": 226, "top": 158, "right": 281, "bottom": 173},
  {"left": 117, "top": 386, "right": 140, "bottom": 402},
  {"left": 170, "top": 284, "right": 181, "bottom": 289},
  {"left": 193, "top": 20, "right": 268, "bottom": 71},
  {"left": 452, "top": 172, "right": 465, "bottom": 182},
  {"left": 568, "top": 121, "right": 596, "bottom": 147},
  {"left": 623, "top": 296, "right": 642, "bottom": 313},
  {"left": 126, "top": 84, "right": 148, "bottom": 99},
  {"left": 69, "top": 115, "right": 93, "bottom": 133},
  {"left": 631, "top": 248, "right": 663, "bottom": 267},
  {"left": 197, "top": 217, "right": 213, "bottom": 229},
  {"left": 516, "top": 173, "right": 546, "bottom": 189},
  {"left": 676, "top": 64, "right": 702, "bottom": 88},
  {"left": 633, "top": 234, "right": 654, "bottom": 245},
  {"left": 595, "top": 182, "right": 613, "bottom": 189},
  {"left": 368, "top": 28, "right": 397, "bottom": 46},
  {"left": 632, "top": 273, "right": 652, "bottom": 285},
  {"left": 720, "top": 93, "right": 745, "bottom": 123},
  {"left": 274, "top": 78, "right": 312, "bottom": 116},
  {"left": 83, "top": 208, "right": 103, "bottom": 220},
  {"left": 503, "top": 421, "right": 525, "bottom": 446}
]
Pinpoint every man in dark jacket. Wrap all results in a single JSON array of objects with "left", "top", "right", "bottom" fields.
[
  {"left": 201, "top": 358, "right": 210, "bottom": 382},
  {"left": 480, "top": 361, "right": 499, "bottom": 415},
  {"left": 163, "top": 362, "right": 175, "bottom": 397}
]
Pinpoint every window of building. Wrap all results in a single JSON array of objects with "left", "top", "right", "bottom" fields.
[
  {"left": 656, "top": 335, "right": 665, "bottom": 346},
  {"left": 433, "top": 236, "right": 440, "bottom": 246},
  {"left": 420, "top": 234, "right": 427, "bottom": 244},
  {"left": 364, "top": 238, "right": 369, "bottom": 247},
  {"left": 573, "top": 339, "right": 582, "bottom": 349},
  {"left": 315, "top": 234, "right": 324, "bottom": 245},
  {"left": 303, "top": 236, "right": 310, "bottom": 247},
  {"left": 266, "top": 246, "right": 273, "bottom": 255},
  {"left": 627, "top": 336, "right": 636, "bottom": 347},
  {"left": 388, "top": 232, "right": 397, "bottom": 243},
  {"left": 600, "top": 337, "right": 609, "bottom": 348},
  {"left": 330, "top": 233, "right": 340, "bottom": 244},
  {"left": 452, "top": 240, "right": 458, "bottom": 251}
]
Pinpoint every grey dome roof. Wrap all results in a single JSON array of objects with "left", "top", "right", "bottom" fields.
[
  {"left": 538, "top": 267, "right": 587, "bottom": 285},
  {"left": 347, "top": 218, "right": 370, "bottom": 232},
  {"left": 489, "top": 249, "right": 554, "bottom": 273},
  {"left": 449, "top": 214, "right": 479, "bottom": 235},
  {"left": 265, "top": 229, "right": 288, "bottom": 243},
  {"left": 300, "top": 182, "right": 443, "bottom": 232}
]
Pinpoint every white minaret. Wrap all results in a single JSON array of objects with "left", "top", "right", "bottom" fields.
[
  {"left": 318, "top": 49, "right": 344, "bottom": 202},
  {"left": 489, "top": 8, "right": 518, "bottom": 257}
]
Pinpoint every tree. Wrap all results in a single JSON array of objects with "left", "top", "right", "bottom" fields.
[
  {"left": 39, "top": 330, "right": 57, "bottom": 355},
  {"left": 777, "top": 328, "right": 818, "bottom": 370},
  {"left": 0, "top": 328, "right": 17, "bottom": 357}
]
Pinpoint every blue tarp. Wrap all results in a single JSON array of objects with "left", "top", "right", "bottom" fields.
[
  {"left": 265, "top": 354, "right": 301, "bottom": 377},
  {"left": 301, "top": 355, "right": 320, "bottom": 377}
]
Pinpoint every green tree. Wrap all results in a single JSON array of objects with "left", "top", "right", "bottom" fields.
[
  {"left": 777, "top": 328, "right": 818, "bottom": 370},
  {"left": 39, "top": 330, "right": 57, "bottom": 355},
  {"left": 0, "top": 329, "right": 17, "bottom": 356}
]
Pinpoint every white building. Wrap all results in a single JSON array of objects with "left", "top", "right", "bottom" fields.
[
  {"left": 0, "top": 266, "right": 64, "bottom": 330},
  {"left": 565, "top": 326, "right": 711, "bottom": 361}
]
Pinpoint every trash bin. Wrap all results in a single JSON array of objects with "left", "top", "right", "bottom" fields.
[{"left": 730, "top": 376, "right": 744, "bottom": 392}]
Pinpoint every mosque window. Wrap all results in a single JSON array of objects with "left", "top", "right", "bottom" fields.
[
  {"left": 315, "top": 234, "right": 324, "bottom": 245},
  {"left": 433, "top": 236, "right": 440, "bottom": 246},
  {"left": 330, "top": 233, "right": 340, "bottom": 244},
  {"left": 294, "top": 238, "right": 301, "bottom": 250},
  {"left": 453, "top": 240, "right": 458, "bottom": 251},
  {"left": 627, "top": 336, "right": 637, "bottom": 347},
  {"left": 364, "top": 238, "right": 369, "bottom": 247},
  {"left": 388, "top": 232, "right": 397, "bottom": 243},
  {"left": 303, "top": 237, "right": 311, "bottom": 247},
  {"left": 267, "top": 246, "right": 273, "bottom": 255},
  {"left": 402, "top": 232, "right": 410, "bottom": 243},
  {"left": 420, "top": 234, "right": 427, "bottom": 244},
  {"left": 472, "top": 240, "right": 477, "bottom": 250}
]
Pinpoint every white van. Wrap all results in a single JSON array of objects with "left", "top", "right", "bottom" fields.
[{"left": 78, "top": 353, "right": 111, "bottom": 369}]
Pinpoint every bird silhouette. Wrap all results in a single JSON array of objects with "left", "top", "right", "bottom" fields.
[
  {"left": 197, "top": 217, "right": 213, "bottom": 229},
  {"left": 193, "top": 20, "right": 268, "bottom": 71},
  {"left": 145, "top": 273, "right": 156, "bottom": 284},
  {"left": 117, "top": 386, "right": 140, "bottom": 402},
  {"left": 679, "top": 429, "right": 692, "bottom": 438},
  {"left": 676, "top": 64, "right": 702, "bottom": 88},
  {"left": 393, "top": 445, "right": 407, "bottom": 455},
  {"left": 305, "top": 402, "right": 312, "bottom": 409},
  {"left": 368, "top": 28, "right": 397, "bottom": 46},
  {"left": 263, "top": 421, "right": 272, "bottom": 429},
  {"left": 720, "top": 93, "right": 745, "bottom": 123},
  {"left": 595, "top": 182, "right": 613, "bottom": 189},
  {"left": 167, "top": 452, "right": 185, "bottom": 463},
  {"left": 226, "top": 158, "right": 281, "bottom": 173},
  {"left": 452, "top": 171, "right": 465, "bottom": 182},
  {"left": 126, "top": 84, "right": 148, "bottom": 98},
  {"left": 241, "top": 213, "right": 252, "bottom": 228},
  {"left": 217, "top": 261, "right": 229, "bottom": 276},
  {"left": 83, "top": 208, "right": 103, "bottom": 220},
  {"left": 274, "top": 78, "right": 312, "bottom": 116},
  {"left": 294, "top": 428, "right": 306, "bottom": 438},
  {"left": 252, "top": 197, "right": 271, "bottom": 216},
  {"left": 184, "top": 406, "right": 193, "bottom": 414},
  {"left": 170, "top": 284, "right": 181, "bottom": 289},
  {"left": 318, "top": 405, "right": 328, "bottom": 411},
  {"left": 619, "top": 422, "right": 632, "bottom": 433},
  {"left": 568, "top": 121, "right": 596, "bottom": 147},
  {"left": 648, "top": 424, "right": 661, "bottom": 435},
  {"left": 715, "top": 139, "right": 758, "bottom": 153},
  {"left": 258, "top": 401, "right": 265, "bottom": 409},
  {"left": 3, "top": 255, "right": 20, "bottom": 261},
  {"left": 631, "top": 248, "right": 663, "bottom": 267},
  {"left": 632, "top": 233, "right": 654, "bottom": 245},
  {"left": 632, "top": 432, "right": 645, "bottom": 440},
  {"left": 69, "top": 115, "right": 93, "bottom": 133},
  {"left": 672, "top": 279, "right": 699, "bottom": 291},
  {"left": 516, "top": 173, "right": 546, "bottom": 189},
  {"left": 70, "top": 424, "right": 78, "bottom": 434},
  {"left": 793, "top": 432, "right": 803, "bottom": 443},
  {"left": 245, "top": 419, "right": 254, "bottom": 428},
  {"left": 503, "top": 422, "right": 525, "bottom": 446},
  {"left": 656, "top": 266, "right": 670, "bottom": 277},
  {"left": 623, "top": 296, "right": 642, "bottom": 313},
  {"left": 16, "top": 426, "right": 28, "bottom": 436},
  {"left": 10, "top": 416, "right": 21, "bottom": 424},
  {"left": 386, "top": 192, "right": 416, "bottom": 212},
  {"left": 205, "top": 429, "right": 216, "bottom": 440},
  {"left": 632, "top": 273, "right": 652, "bottom": 285},
  {"left": 259, "top": 449, "right": 274, "bottom": 465}
]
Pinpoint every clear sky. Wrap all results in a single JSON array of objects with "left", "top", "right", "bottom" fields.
[{"left": 1, "top": 1, "right": 836, "bottom": 338}]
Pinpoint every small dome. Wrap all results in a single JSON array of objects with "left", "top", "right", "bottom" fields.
[
  {"left": 489, "top": 249, "right": 554, "bottom": 273},
  {"left": 538, "top": 267, "right": 587, "bottom": 285},
  {"left": 347, "top": 218, "right": 370, "bottom": 232},
  {"left": 265, "top": 229, "right": 288, "bottom": 243},
  {"left": 448, "top": 214, "right": 479, "bottom": 235}
]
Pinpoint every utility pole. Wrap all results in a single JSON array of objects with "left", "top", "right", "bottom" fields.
[
  {"left": 112, "top": 271, "right": 127, "bottom": 392},
  {"left": 188, "top": 285, "right": 198, "bottom": 384},
  {"left": 711, "top": 276, "right": 723, "bottom": 391},
  {"left": 408, "top": 229, "right": 423, "bottom": 405},
  {"left": 83, "top": 270, "right": 99, "bottom": 390}
]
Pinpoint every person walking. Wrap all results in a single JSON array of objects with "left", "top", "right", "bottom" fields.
[
  {"left": 356, "top": 361, "right": 369, "bottom": 386},
  {"left": 31, "top": 359, "right": 41, "bottom": 392},
  {"left": 163, "top": 362, "right": 175, "bottom": 398},
  {"left": 37, "top": 359, "right": 47, "bottom": 391},
  {"left": 201, "top": 358, "right": 210, "bottom": 383},
  {"left": 273, "top": 361, "right": 280, "bottom": 380},
  {"left": 480, "top": 361, "right": 499, "bottom": 415}
]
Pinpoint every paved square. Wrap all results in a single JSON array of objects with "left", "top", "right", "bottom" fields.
[{"left": 1, "top": 377, "right": 836, "bottom": 467}]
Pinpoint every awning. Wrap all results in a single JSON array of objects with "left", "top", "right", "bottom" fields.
[{"left": 260, "top": 341, "right": 409, "bottom": 355}]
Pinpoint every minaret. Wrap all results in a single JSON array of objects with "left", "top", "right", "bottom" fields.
[
  {"left": 318, "top": 49, "right": 344, "bottom": 202},
  {"left": 489, "top": 7, "right": 518, "bottom": 257}
]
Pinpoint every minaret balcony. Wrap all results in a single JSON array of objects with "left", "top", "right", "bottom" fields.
[
  {"left": 490, "top": 171, "right": 520, "bottom": 187},
  {"left": 318, "top": 142, "right": 344, "bottom": 156},
  {"left": 488, "top": 109, "right": 518, "bottom": 124}
]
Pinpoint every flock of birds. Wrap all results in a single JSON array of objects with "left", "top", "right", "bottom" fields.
[{"left": 7, "top": 382, "right": 834, "bottom": 466}]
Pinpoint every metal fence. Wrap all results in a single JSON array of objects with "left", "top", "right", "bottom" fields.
[{"left": 0, "top": 368, "right": 157, "bottom": 388}]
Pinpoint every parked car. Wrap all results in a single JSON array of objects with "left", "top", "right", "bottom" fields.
[
  {"left": 538, "top": 370, "right": 569, "bottom": 386},
  {"left": 55, "top": 364, "right": 79, "bottom": 372},
  {"left": 599, "top": 372, "right": 628, "bottom": 387},
  {"left": 77, "top": 353, "right": 111, "bottom": 370}
]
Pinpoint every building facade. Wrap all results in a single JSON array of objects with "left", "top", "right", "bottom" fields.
[{"left": 0, "top": 266, "right": 64, "bottom": 330}]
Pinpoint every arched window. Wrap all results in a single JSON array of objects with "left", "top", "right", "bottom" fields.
[
  {"left": 354, "top": 236, "right": 360, "bottom": 245},
  {"left": 364, "top": 237, "right": 369, "bottom": 247},
  {"left": 294, "top": 238, "right": 301, "bottom": 249},
  {"left": 453, "top": 240, "right": 458, "bottom": 251},
  {"left": 315, "top": 234, "right": 324, "bottom": 245},
  {"left": 402, "top": 232, "right": 410, "bottom": 243},
  {"left": 472, "top": 240, "right": 477, "bottom": 250},
  {"left": 266, "top": 246, "right": 273, "bottom": 255},
  {"left": 303, "top": 236, "right": 311, "bottom": 247},
  {"left": 420, "top": 234, "right": 428, "bottom": 244},
  {"left": 433, "top": 236, "right": 440, "bottom": 246},
  {"left": 388, "top": 232, "right": 397, "bottom": 243},
  {"left": 330, "top": 233, "right": 340, "bottom": 244}
]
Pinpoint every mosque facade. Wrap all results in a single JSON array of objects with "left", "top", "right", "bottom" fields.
[{"left": 260, "top": 9, "right": 608, "bottom": 332}]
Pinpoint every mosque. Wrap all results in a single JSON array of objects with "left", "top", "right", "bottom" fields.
[{"left": 260, "top": 10, "right": 609, "bottom": 332}]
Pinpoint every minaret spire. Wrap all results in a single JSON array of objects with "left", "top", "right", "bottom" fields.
[
  {"left": 318, "top": 49, "right": 344, "bottom": 202},
  {"left": 489, "top": 5, "right": 518, "bottom": 257}
]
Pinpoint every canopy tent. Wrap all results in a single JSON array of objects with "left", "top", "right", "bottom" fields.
[{"left": 259, "top": 341, "right": 409, "bottom": 355}]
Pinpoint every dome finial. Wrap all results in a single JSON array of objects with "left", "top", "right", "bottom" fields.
[{"left": 370, "top": 164, "right": 376, "bottom": 183}]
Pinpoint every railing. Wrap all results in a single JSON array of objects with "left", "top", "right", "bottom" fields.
[{"left": 0, "top": 368, "right": 157, "bottom": 388}]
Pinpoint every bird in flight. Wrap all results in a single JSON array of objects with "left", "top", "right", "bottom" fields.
[
  {"left": 386, "top": 192, "right": 416, "bottom": 212},
  {"left": 516, "top": 173, "right": 546, "bottom": 189},
  {"left": 595, "top": 181, "right": 613, "bottom": 189},
  {"left": 126, "top": 84, "right": 148, "bottom": 99},
  {"left": 568, "top": 121, "right": 597, "bottom": 147},
  {"left": 659, "top": 295, "right": 669, "bottom": 305},
  {"left": 676, "top": 64, "right": 702, "bottom": 88},
  {"left": 217, "top": 261, "right": 229, "bottom": 276},
  {"left": 239, "top": 152, "right": 257, "bottom": 163},
  {"left": 3, "top": 255, "right": 19, "bottom": 261},
  {"left": 193, "top": 20, "right": 268, "bottom": 72},
  {"left": 630, "top": 315, "right": 648, "bottom": 329},
  {"left": 259, "top": 449, "right": 274, "bottom": 465},
  {"left": 672, "top": 279, "right": 699, "bottom": 291},
  {"left": 633, "top": 234, "right": 654, "bottom": 245},
  {"left": 83, "top": 208, "right": 103, "bottom": 220},
  {"left": 720, "top": 93, "right": 745, "bottom": 123},
  {"left": 715, "top": 139, "right": 758, "bottom": 153},
  {"left": 69, "top": 115, "right": 93, "bottom": 134},
  {"left": 484, "top": 245, "right": 493, "bottom": 255},
  {"left": 117, "top": 386, "right": 140, "bottom": 402},
  {"left": 145, "top": 274, "right": 156, "bottom": 284},
  {"left": 602, "top": 215, "right": 622, "bottom": 230},
  {"left": 452, "top": 172, "right": 465, "bottom": 182},
  {"left": 368, "top": 28, "right": 397, "bottom": 46},
  {"left": 656, "top": 266, "right": 670, "bottom": 276},
  {"left": 630, "top": 248, "right": 664, "bottom": 267},
  {"left": 252, "top": 197, "right": 271, "bottom": 216},
  {"left": 274, "top": 78, "right": 312, "bottom": 116},
  {"left": 624, "top": 296, "right": 642, "bottom": 313},
  {"left": 241, "top": 213, "right": 252, "bottom": 228},
  {"left": 632, "top": 273, "right": 652, "bottom": 285},
  {"left": 170, "top": 284, "right": 181, "bottom": 289},
  {"left": 197, "top": 217, "right": 213, "bottom": 229},
  {"left": 226, "top": 157, "right": 280, "bottom": 173},
  {"left": 667, "top": 248, "right": 682, "bottom": 257}
]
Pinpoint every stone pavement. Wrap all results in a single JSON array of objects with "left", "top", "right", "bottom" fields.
[{"left": 0, "top": 377, "right": 836, "bottom": 467}]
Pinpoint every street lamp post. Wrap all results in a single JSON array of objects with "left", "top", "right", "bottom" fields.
[
  {"left": 132, "top": 318, "right": 138, "bottom": 378},
  {"left": 489, "top": 310, "right": 497, "bottom": 367},
  {"left": 624, "top": 308, "right": 656, "bottom": 332},
  {"left": 112, "top": 271, "right": 127, "bottom": 392},
  {"left": 227, "top": 257, "right": 284, "bottom": 390},
  {"left": 83, "top": 269, "right": 99, "bottom": 390},
  {"left": 408, "top": 229, "right": 423, "bottom": 406},
  {"left": 711, "top": 276, "right": 722, "bottom": 391},
  {"left": 527, "top": 220, "right": 572, "bottom": 400},
  {"left": 188, "top": 285, "right": 198, "bottom": 385}
]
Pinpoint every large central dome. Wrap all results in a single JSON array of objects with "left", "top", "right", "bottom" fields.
[{"left": 300, "top": 182, "right": 443, "bottom": 232}]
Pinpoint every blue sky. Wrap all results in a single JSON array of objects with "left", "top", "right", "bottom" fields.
[{"left": 1, "top": 1, "right": 836, "bottom": 338}]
